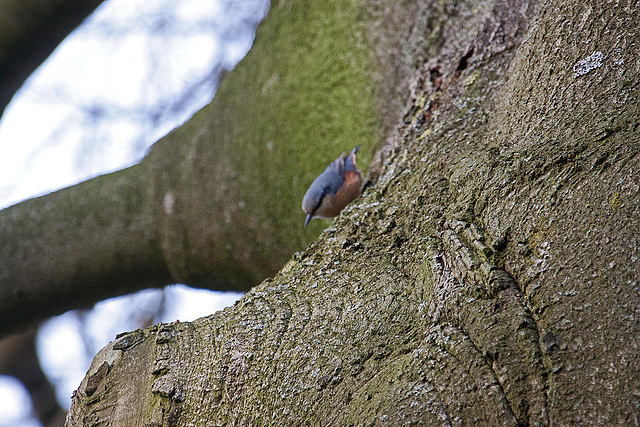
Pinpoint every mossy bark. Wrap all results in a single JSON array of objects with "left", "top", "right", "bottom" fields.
[{"left": 68, "top": 0, "right": 640, "bottom": 424}]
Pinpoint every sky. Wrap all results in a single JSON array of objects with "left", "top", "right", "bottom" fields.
[{"left": 0, "top": 0, "right": 268, "bottom": 425}]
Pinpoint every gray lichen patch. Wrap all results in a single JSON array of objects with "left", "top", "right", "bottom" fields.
[{"left": 573, "top": 51, "right": 604, "bottom": 78}]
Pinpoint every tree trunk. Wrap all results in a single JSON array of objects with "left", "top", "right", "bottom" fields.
[{"left": 64, "top": 0, "right": 640, "bottom": 424}]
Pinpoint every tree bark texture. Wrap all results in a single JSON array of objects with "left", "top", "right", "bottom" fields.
[
  {"left": 0, "top": 0, "right": 105, "bottom": 119},
  {"left": 63, "top": 0, "right": 639, "bottom": 424}
]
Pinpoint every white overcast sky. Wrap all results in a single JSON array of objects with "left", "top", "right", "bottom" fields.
[{"left": 0, "top": 1, "right": 268, "bottom": 425}]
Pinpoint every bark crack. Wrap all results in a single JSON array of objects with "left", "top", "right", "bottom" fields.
[{"left": 437, "top": 219, "right": 549, "bottom": 425}]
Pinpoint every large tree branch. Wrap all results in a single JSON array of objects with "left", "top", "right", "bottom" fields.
[
  {"left": 0, "top": 0, "right": 105, "bottom": 118},
  {"left": 0, "top": 165, "right": 172, "bottom": 336}
]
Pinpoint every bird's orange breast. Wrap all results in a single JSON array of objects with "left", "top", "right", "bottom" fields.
[{"left": 329, "top": 171, "right": 362, "bottom": 215}]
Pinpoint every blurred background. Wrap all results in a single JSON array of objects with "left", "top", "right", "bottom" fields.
[{"left": 0, "top": 0, "right": 269, "bottom": 425}]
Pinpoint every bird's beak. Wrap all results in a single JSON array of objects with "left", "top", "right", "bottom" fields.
[{"left": 305, "top": 213, "right": 313, "bottom": 227}]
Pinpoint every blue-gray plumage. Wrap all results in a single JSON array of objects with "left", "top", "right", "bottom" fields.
[{"left": 302, "top": 146, "right": 363, "bottom": 227}]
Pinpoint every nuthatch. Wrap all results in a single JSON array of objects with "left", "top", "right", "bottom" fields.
[{"left": 302, "top": 146, "right": 363, "bottom": 227}]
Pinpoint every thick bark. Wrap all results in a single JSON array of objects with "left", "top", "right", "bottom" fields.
[
  {"left": 60, "top": 0, "right": 640, "bottom": 424},
  {"left": 0, "top": 0, "right": 105, "bottom": 118}
]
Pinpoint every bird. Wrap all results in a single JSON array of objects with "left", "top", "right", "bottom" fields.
[{"left": 302, "top": 146, "right": 363, "bottom": 227}]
